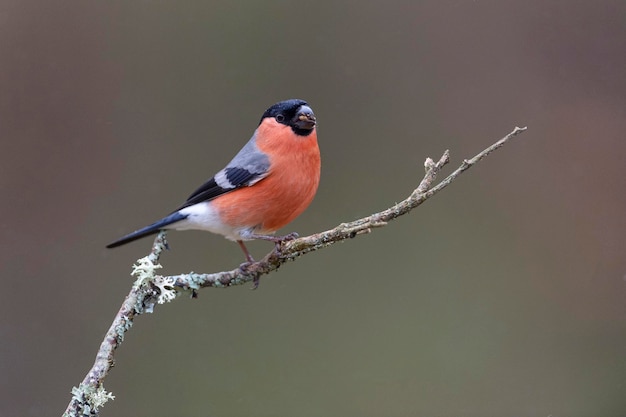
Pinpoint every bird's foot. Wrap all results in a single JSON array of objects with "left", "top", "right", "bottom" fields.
[
  {"left": 276, "top": 231, "right": 299, "bottom": 242},
  {"left": 248, "top": 232, "right": 299, "bottom": 253},
  {"left": 239, "top": 261, "right": 261, "bottom": 290},
  {"left": 272, "top": 232, "right": 299, "bottom": 254}
]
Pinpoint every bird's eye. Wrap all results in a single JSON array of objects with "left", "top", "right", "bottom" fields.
[{"left": 276, "top": 114, "right": 285, "bottom": 122}]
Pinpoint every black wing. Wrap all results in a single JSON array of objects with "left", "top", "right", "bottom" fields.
[
  {"left": 176, "top": 167, "right": 264, "bottom": 211},
  {"left": 174, "top": 135, "right": 271, "bottom": 212}
]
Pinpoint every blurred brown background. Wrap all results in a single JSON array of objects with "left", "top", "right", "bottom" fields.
[{"left": 1, "top": 1, "right": 625, "bottom": 416}]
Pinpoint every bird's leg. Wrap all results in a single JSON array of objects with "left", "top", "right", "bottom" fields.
[
  {"left": 237, "top": 240, "right": 261, "bottom": 289},
  {"left": 237, "top": 240, "right": 255, "bottom": 263},
  {"left": 237, "top": 234, "right": 299, "bottom": 289}
]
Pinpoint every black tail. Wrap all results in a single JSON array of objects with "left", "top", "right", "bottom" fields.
[{"left": 106, "top": 212, "right": 188, "bottom": 248}]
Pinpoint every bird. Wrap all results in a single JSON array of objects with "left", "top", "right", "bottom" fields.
[{"left": 106, "top": 99, "right": 320, "bottom": 265}]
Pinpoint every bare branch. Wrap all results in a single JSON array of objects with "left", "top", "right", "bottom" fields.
[{"left": 63, "top": 126, "right": 527, "bottom": 416}]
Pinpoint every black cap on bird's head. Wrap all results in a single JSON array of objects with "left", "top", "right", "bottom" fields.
[{"left": 261, "top": 99, "right": 316, "bottom": 136}]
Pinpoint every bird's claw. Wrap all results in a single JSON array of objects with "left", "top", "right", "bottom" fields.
[
  {"left": 239, "top": 261, "right": 261, "bottom": 290},
  {"left": 280, "top": 232, "right": 299, "bottom": 241},
  {"left": 273, "top": 232, "right": 299, "bottom": 253},
  {"left": 239, "top": 261, "right": 253, "bottom": 273}
]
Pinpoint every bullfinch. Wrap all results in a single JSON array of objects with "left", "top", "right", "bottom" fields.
[{"left": 107, "top": 99, "right": 320, "bottom": 263}]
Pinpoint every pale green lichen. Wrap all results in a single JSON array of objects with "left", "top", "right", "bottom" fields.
[
  {"left": 184, "top": 272, "right": 201, "bottom": 290},
  {"left": 131, "top": 256, "right": 162, "bottom": 287},
  {"left": 152, "top": 276, "right": 178, "bottom": 304},
  {"left": 67, "top": 384, "right": 114, "bottom": 416},
  {"left": 89, "top": 385, "right": 115, "bottom": 409},
  {"left": 114, "top": 315, "right": 133, "bottom": 342}
]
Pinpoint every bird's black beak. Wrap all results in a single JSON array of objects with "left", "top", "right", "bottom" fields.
[{"left": 293, "top": 105, "right": 316, "bottom": 130}]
